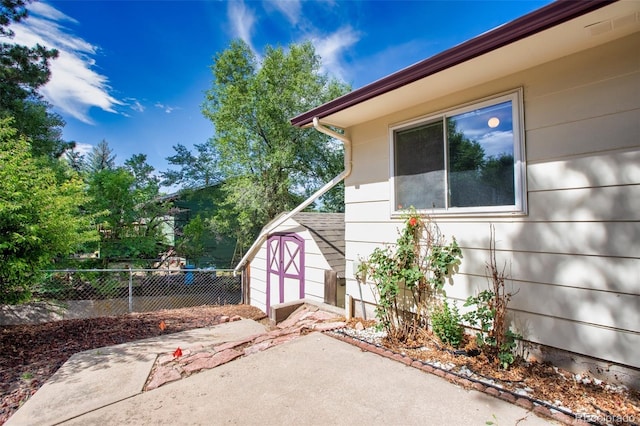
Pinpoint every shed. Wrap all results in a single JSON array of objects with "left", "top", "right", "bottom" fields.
[{"left": 242, "top": 212, "right": 345, "bottom": 315}]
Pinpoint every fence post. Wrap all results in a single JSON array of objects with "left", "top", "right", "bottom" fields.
[{"left": 128, "top": 267, "right": 133, "bottom": 313}]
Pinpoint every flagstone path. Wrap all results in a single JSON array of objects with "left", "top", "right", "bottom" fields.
[{"left": 144, "top": 304, "right": 346, "bottom": 391}]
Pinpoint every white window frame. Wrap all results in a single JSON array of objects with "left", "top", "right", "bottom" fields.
[{"left": 389, "top": 88, "right": 527, "bottom": 217}]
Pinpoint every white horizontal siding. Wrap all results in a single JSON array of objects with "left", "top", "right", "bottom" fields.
[
  {"left": 248, "top": 244, "right": 268, "bottom": 313},
  {"left": 526, "top": 109, "right": 640, "bottom": 161},
  {"left": 342, "top": 33, "right": 640, "bottom": 369},
  {"left": 345, "top": 181, "right": 390, "bottom": 204},
  {"left": 525, "top": 70, "right": 639, "bottom": 132},
  {"left": 527, "top": 185, "right": 640, "bottom": 222},
  {"left": 346, "top": 182, "right": 640, "bottom": 223},
  {"left": 528, "top": 148, "right": 640, "bottom": 191},
  {"left": 457, "top": 248, "right": 639, "bottom": 295},
  {"left": 444, "top": 275, "right": 639, "bottom": 332},
  {"left": 513, "top": 311, "right": 640, "bottom": 368},
  {"left": 348, "top": 221, "right": 639, "bottom": 259}
]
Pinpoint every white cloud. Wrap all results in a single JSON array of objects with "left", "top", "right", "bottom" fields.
[
  {"left": 127, "top": 99, "right": 145, "bottom": 113},
  {"left": 10, "top": 3, "right": 123, "bottom": 124},
  {"left": 155, "top": 103, "right": 179, "bottom": 114},
  {"left": 311, "top": 26, "right": 360, "bottom": 82},
  {"left": 226, "top": 1, "right": 358, "bottom": 84},
  {"left": 267, "top": 0, "right": 301, "bottom": 25},
  {"left": 73, "top": 142, "right": 94, "bottom": 156},
  {"left": 227, "top": 1, "right": 257, "bottom": 52}
]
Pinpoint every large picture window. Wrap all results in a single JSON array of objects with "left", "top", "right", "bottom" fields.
[{"left": 391, "top": 90, "right": 526, "bottom": 215}]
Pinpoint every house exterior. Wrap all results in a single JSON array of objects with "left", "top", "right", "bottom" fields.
[
  {"left": 291, "top": 0, "right": 639, "bottom": 386},
  {"left": 242, "top": 212, "right": 345, "bottom": 315},
  {"left": 160, "top": 185, "right": 237, "bottom": 268}
]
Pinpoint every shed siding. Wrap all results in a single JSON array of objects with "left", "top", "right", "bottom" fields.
[
  {"left": 249, "top": 245, "right": 268, "bottom": 313},
  {"left": 248, "top": 218, "right": 334, "bottom": 313},
  {"left": 345, "top": 33, "right": 640, "bottom": 368}
]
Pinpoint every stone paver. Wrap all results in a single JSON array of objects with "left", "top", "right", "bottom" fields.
[
  {"left": 181, "top": 348, "right": 242, "bottom": 374},
  {"left": 145, "top": 366, "right": 182, "bottom": 391},
  {"left": 143, "top": 304, "right": 345, "bottom": 390}
]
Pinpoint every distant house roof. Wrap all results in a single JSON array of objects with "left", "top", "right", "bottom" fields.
[
  {"left": 290, "top": 0, "right": 620, "bottom": 129},
  {"left": 291, "top": 212, "right": 345, "bottom": 279}
]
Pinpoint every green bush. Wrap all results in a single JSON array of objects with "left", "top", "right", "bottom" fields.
[
  {"left": 361, "top": 210, "right": 462, "bottom": 342},
  {"left": 431, "top": 299, "right": 464, "bottom": 348},
  {"left": 463, "top": 290, "right": 522, "bottom": 369},
  {"left": 0, "top": 120, "right": 97, "bottom": 303}
]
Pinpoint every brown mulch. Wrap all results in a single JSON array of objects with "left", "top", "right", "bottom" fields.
[
  {"left": 344, "top": 319, "right": 640, "bottom": 426},
  {"left": 0, "top": 304, "right": 266, "bottom": 425}
]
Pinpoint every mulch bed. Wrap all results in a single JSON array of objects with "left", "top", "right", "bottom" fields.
[{"left": 335, "top": 319, "right": 639, "bottom": 426}]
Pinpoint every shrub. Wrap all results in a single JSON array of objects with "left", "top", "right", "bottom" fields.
[
  {"left": 361, "top": 209, "right": 462, "bottom": 342},
  {"left": 462, "top": 225, "right": 521, "bottom": 369},
  {"left": 430, "top": 299, "right": 464, "bottom": 348}
]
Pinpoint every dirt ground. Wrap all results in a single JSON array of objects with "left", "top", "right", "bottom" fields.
[{"left": 1, "top": 305, "right": 638, "bottom": 426}]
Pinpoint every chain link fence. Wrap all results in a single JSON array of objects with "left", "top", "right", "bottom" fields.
[{"left": 31, "top": 269, "right": 242, "bottom": 319}]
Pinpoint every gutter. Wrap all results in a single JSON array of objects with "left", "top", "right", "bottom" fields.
[
  {"left": 289, "top": 0, "right": 616, "bottom": 128},
  {"left": 234, "top": 118, "right": 351, "bottom": 274}
]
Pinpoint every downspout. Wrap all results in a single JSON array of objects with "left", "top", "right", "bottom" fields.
[{"left": 234, "top": 118, "right": 351, "bottom": 274}]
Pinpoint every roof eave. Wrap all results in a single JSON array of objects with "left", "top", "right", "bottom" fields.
[{"left": 290, "top": 0, "right": 616, "bottom": 128}]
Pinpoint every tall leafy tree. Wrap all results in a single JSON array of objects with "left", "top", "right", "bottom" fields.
[
  {"left": 125, "top": 153, "right": 160, "bottom": 201},
  {"left": 175, "top": 214, "right": 207, "bottom": 267},
  {"left": 162, "top": 142, "right": 221, "bottom": 189},
  {"left": 86, "top": 153, "right": 170, "bottom": 267},
  {"left": 201, "top": 40, "right": 350, "bottom": 250},
  {"left": 0, "top": 118, "right": 97, "bottom": 302}
]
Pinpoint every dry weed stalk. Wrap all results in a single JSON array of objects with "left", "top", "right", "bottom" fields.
[
  {"left": 486, "top": 224, "right": 520, "bottom": 365},
  {"left": 486, "top": 225, "right": 508, "bottom": 352}
]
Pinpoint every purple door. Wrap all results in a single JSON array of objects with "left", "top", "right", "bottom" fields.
[{"left": 266, "top": 234, "right": 305, "bottom": 313}]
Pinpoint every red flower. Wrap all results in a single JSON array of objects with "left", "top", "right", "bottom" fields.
[
  {"left": 408, "top": 217, "right": 418, "bottom": 227},
  {"left": 173, "top": 347, "right": 182, "bottom": 358}
]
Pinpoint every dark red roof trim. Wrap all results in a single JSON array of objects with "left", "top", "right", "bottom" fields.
[{"left": 290, "top": 0, "right": 616, "bottom": 127}]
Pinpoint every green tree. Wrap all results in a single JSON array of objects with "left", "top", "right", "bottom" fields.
[
  {"left": 86, "top": 139, "right": 116, "bottom": 173},
  {"left": 124, "top": 153, "right": 160, "bottom": 202},
  {"left": 0, "top": 118, "right": 97, "bottom": 302},
  {"left": 176, "top": 214, "right": 207, "bottom": 267},
  {"left": 162, "top": 142, "right": 221, "bottom": 189},
  {"left": 0, "top": 0, "right": 70, "bottom": 160},
  {"left": 86, "top": 153, "right": 170, "bottom": 267},
  {"left": 6, "top": 98, "right": 72, "bottom": 159},
  {"left": 201, "top": 40, "right": 350, "bottom": 250},
  {"left": 0, "top": 0, "right": 57, "bottom": 102},
  {"left": 64, "top": 145, "right": 86, "bottom": 173}
]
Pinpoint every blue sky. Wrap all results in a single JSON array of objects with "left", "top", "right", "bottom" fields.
[{"left": 12, "top": 0, "right": 551, "bottom": 191}]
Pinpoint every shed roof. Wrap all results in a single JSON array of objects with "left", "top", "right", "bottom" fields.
[{"left": 291, "top": 212, "right": 345, "bottom": 279}]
